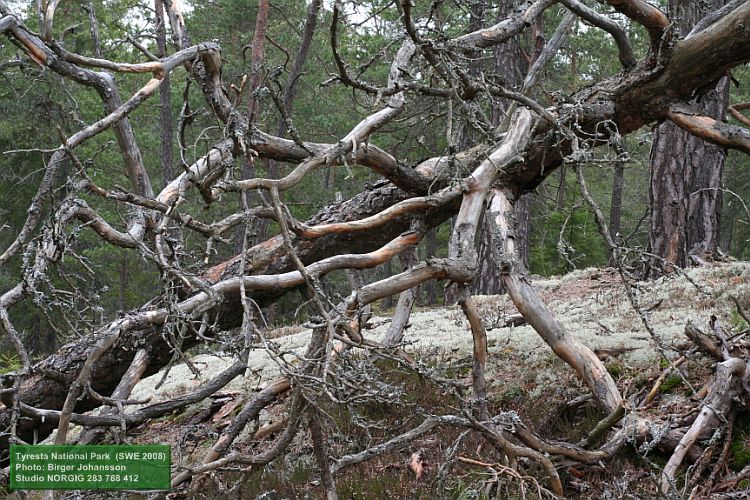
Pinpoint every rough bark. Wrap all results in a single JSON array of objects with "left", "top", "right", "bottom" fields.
[
  {"left": 649, "top": 0, "right": 729, "bottom": 270},
  {"left": 472, "top": 0, "right": 530, "bottom": 295},
  {"left": 155, "top": 0, "right": 174, "bottom": 188},
  {"left": 237, "top": 0, "right": 271, "bottom": 251},
  {"left": 2, "top": 0, "right": 750, "bottom": 470},
  {"left": 0, "top": 182, "right": 460, "bottom": 451}
]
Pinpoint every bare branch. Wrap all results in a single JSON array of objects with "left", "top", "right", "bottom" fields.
[
  {"left": 488, "top": 189, "right": 623, "bottom": 413},
  {"left": 728, "top": 102, "right": 750, "bottom": 128},
  {"left": 562, "top": 0, "right": 636, "bottom": 68},
  {"left": 452, "top": 0, "right": 559, "bottom": 50},
  {"left": 600, "top": 0, "right": 669, "bottom": 53},
  {"left": 666, "top": 104, "right": 750, "bottom": 155}
]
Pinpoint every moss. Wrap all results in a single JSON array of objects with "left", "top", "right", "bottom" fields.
[
  {"left": 606, "top": 362, "right": 623, "bottom": 378},
  {"left": 659, "top": 374, "right": 683, "bottom": 393},
  {"left": 730, "top": 308, "right": 749, "bottom": 331}
]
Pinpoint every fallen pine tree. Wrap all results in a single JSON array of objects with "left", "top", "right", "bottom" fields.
[{"left": 0, "top": 0, "right": 750, "bottom": 496}]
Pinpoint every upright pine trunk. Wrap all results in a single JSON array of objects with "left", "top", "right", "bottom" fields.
[
  {"left": 471, "top": 0, "right": 531, "bottom": 295},
  {"left": 649, "top": 0, "right": 728, "bottom": 270},
  {"left": 155, "top": 0, "right": 174, "bottom": 188}
]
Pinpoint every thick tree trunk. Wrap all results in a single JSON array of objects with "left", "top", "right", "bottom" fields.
[
  {"left": 471, "top": 0, "right": 531, "bottom": 294},
  {"left": 0, "top": 183, "right": 459, "bottom": 452},
  {"left": 155, "top": 0, "right": 174, "bottom": 188},
  {"left": 237, "top": 0, "right": 270, "bottom": 251},
  {"left": 649, "top": 0, "right": 729, "bottom": 270}
]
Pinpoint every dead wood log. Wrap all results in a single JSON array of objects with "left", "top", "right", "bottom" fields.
[
  {"left": 489, "top": 189, "right": 623, "bottom": 413},
  {"left": 1, "top": 0, "right": 750, "bottom": 476},
  {"left": 0, "top": 184, "right": 460, "bottom": 454},
  {"left": 685, "top": 321, "right": 725, "bottom": 361},
  {"left": 660, "top": 357, "right": 749, "bottom": 493}
]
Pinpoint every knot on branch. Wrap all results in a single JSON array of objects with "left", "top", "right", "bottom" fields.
[
  {"left": 440, "top": 257, "right": 476, "bottom": 283},
  {"left": 498, "top": 253, "right": 518, "bottom": 274}
]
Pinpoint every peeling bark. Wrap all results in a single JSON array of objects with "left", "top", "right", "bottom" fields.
[
  {"left": 2, "top": 2, "right": 750, "bottom": 483},
  {"left": 488, "top": 189, "right": 623, "bottom": 413}
]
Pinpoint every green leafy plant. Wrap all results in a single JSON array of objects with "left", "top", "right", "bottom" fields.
[{"left": 0, "top": 353, "right": 21, "bottom": 374}]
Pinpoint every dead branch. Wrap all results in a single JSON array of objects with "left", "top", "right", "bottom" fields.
[
  {"left": 458, "top": 288, "right": 489, "bottom": 421},
  {"left": 600, "top": 0, "right": 669, "bottom": 53},
  {"left": 456, "top": 456, "right": 558, "bottom": 499},
  {"left": 642, "top": 355, "right": 688, "bottom": 407},
  {"left": 471, "top": 416, "right": 564, "bottom": 497},
  {"left": 667, "top": 105, "right": 750, "bottom": 155},
  {"left": 382, "top": 248, "right": 418, "bottom": 346},
  {"left": 489, "top": 189, "right": 623, "bottom": 413},
  {"left": 18, "top": 351, "right": 251, "bottom": 430},
  {"left": 199, "top": 378, "right": 291, "bottom": 465},
  {"left": 309, "top": 408, "right": 337, "bottom": 500},
  {"left": 728, "top": 103, "right": 750, "bottom": 128},
  {"left": 685, "top": 322, "right": 725, "bottom": 362},
  {"left": 661, "top": 358, "right": 749, "bottom": 493},
  {"left": 77, "top": 349, "right": 150, "bottom": 445},
  {"left": 561, "top": 0, "right": 636, "bottom": 68},
  {"left": 580, "top": 402, "right": 627, "bottom": 449},
  {"left": 731, "top": 296, "right": 750, "bottom": 326},
  {"left": 1, "top": 2, "right": 750, "bottom": 496},
  {"left": 452, "top": 0, "right": 558, "bottom": 50}
]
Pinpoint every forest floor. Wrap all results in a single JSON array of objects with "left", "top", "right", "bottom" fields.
[
  {"left": 128, "top": 262, "right": 750, "bottom": 405},
  {"left": 43, "top": 261, "right": 750, "bottom": 498}
]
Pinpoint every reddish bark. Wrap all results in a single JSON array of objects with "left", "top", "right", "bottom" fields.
[{"left": 649, "top": 0, "right": 730, "bottom": 270}]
